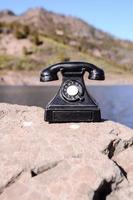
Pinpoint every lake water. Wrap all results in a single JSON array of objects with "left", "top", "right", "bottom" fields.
[{"left": 0, "top": 85, "right": 133, "bottom": 128}]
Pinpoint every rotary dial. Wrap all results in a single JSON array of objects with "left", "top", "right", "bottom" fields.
[{"left": 61, "top": 80, "right": 83, "bottom": 101}]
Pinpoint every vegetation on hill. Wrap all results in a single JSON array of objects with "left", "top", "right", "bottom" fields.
[{"left": 0, "top": 8, "right": 132, "bottom": 74}]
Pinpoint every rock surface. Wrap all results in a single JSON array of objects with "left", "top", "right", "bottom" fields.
[{"left": 0, "top": 103, "right": 133, "bottom": 200}]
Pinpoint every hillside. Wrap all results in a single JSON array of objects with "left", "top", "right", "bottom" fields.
[{"left": 0, "top": 8, "right": 133, "bottom": 74}]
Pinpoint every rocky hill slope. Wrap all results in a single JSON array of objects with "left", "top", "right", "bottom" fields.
[{"left": 0, "top": 8, "right": 133, "bottom": 73}]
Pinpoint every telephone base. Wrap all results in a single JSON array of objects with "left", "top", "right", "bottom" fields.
[{"left": 45, "top": 107, "right": 101, "bottom": 123}]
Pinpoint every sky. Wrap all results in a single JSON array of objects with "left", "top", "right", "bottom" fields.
[{"left": 0, "top": 0, "right": 133, "bottom": 41}]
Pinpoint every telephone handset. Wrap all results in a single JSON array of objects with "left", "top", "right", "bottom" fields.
[{"left": 40, "top": 61, "right": 105, "bottom": 123}]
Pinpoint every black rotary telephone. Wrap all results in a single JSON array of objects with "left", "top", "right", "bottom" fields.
[{"left": 40, "top": 61, "right": 105, "bottom": 123}]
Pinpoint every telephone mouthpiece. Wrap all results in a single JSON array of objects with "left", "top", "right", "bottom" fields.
[{"left": 40, "top": 69, "right": 58, "bottom": 82}]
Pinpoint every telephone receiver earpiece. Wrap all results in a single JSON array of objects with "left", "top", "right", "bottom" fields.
[{"left": 40, "top": 62, "right": 105, "bottom": 82}]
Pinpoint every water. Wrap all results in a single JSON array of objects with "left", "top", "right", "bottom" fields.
[{"left": 0, "top": 85, "right": 133, "bottom": 128}]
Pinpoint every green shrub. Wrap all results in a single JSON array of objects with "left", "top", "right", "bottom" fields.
[
  {"left": 14, "top": 24, "right": 30, "bottom": 39},
  {"left": 22, "top": 47, "right": 33, "bottom": 56},
  {"left": 30, "top": 32, "right": 43, "bottom": 46},
  {"left": 58, "top": 51, "right": 70, "bottom": 62}
]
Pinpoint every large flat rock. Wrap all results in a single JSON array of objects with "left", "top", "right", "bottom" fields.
[{"left": 0, "top": 103, "right": 133, "bottom": 200}]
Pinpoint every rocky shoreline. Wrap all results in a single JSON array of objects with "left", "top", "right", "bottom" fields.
[{"left": 0, "top": 103, "right": 133, "bottom": 199}]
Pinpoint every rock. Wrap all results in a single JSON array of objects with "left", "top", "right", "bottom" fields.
[
  {"left": 92, "top": 48, "right": 102, "bottom": 57},
  {"left": 0, "top": 34, "right": 32, "bottom": 56},
  {"left": 107, "top": 147, "right": 133, "bottom": 200},
  {"left": 55, "top": 29, "right": 64, "bottom": 36},
  {"left": 0, "top": 103, "right": 133, "bottom": 200}
]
